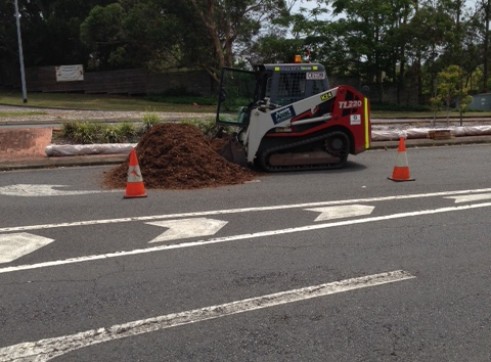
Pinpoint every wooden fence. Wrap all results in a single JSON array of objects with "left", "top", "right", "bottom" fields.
[
  {"left": 1, "top": 67, "right": 215, "bottom": 96},
  {"left": 1, "top": 66, "right": 420, "bottom": 105}
]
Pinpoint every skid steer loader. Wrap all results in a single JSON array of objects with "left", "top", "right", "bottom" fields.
[{"left": 216, "top": 61, "right": 371, "bottom": 171}]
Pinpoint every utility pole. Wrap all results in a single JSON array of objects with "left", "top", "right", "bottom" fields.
[{"left": 14, "top": 0, "right": 28, "bottom": 103}]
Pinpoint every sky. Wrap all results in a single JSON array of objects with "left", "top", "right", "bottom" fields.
[{"left": 291, "top": 0, "right": 482, "bottom": 18}]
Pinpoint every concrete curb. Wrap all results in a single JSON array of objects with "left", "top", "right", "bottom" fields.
[
  {"left": 0, "top": 154, "right": 127, "bottom": 171},
  {"left": 371, "top": 135, "right": 491, "bottom": 149},
  {"left": 1, "top": 135, "right": 490, "bottom": 171}
]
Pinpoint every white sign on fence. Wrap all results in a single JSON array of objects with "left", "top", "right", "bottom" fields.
[{"left": 55, "top": 64, "right": 84, "bottom": 82}]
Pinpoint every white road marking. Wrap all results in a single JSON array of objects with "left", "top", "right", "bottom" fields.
[
  {"left": 0, "top": 202, "right": 490, "bottom": 275},
  {"left": 445, "top": 193, "right": 491, "bottom": 204},
  {"left": 306, "top": 204, "right": 375, "bottom": 221},
  {"left": 1, "top": 187, "right": 491, "bottom": 233},
  {"left": 147, "top": 218, "right": 228, "bottom": 243},
  {"left": 0, "top": 270, "right": 415, "bottom": 362},
  {"left": 0, "top": 184, "right": 111, "bottom": 197},
  {"left": 0, "top": 233, "right": 54, "bottom": 264}
]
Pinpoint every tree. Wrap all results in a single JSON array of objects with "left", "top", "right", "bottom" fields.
[
  {"left": 0, "top": 0, "right": 115, "bottom": 78},
  {"left": 405, "top": 2, "right": 458, "bottom": 102},
  {"left": 293, "top": 0, "right": 418, "bottom": 103},
  {"left": 80, "top": 3, "right": 126, "bottom": 69},
  {"left": 79, "top": 1, "right": 206, "bottom": 71},
  {"left": 288, "top": 0, "right": 479, "bottom": 106},
  {"left": 0, "top": 1, "right": 16, "bottom": 79},
  {"left": 187, "top": 0, "right": 289, "bottom": 81},
  {"left": 1, "top": 0, "right": 487, "bottom": 107},
  {"left": 77, "top": 1, "right": 290, "bottom": 81},
  {"left": 31, "top": 0, "right": 117, "bottom": 65},
  {"left": 434, "top": 64, "right": 469, "bottom": 124},
  {"left": 477, "top": 0, "right": 491, "bottom": 91},
  {"left": 120, "top": 1, "right": 193, "bottom": 71}
]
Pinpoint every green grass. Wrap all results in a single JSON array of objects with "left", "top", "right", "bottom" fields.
[
  {"left": 0, "top": 111, "right": 47, "bottom": 117},
  {"left": 0, "top": 90, "right": 216, "bottom": 113},
  {"left": 1, "top": 89, "right": 490, "bottom": 119}
]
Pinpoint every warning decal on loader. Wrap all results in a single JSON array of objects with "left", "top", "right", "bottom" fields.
[
  {"left": 320, "top": 92, "right": 334, "bottom": 101},
  {"left": 350, "top": 114, "right": 362, "bottom": 125}
]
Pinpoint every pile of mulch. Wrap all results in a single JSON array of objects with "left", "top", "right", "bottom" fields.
[{"left": 103, "top": 123, "right": 258, "bottom": 189}]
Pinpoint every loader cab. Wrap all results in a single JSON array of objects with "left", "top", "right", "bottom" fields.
[
  {"left": 216, "top": 63, "right": 329, "bottom": 127},
  {"left": 257, "top": 63, "right": 329, "bottom": 106}
]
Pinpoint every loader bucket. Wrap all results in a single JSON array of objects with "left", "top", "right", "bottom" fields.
[{"left": 218, "top": 138, "right": 247, "bottom": 167}]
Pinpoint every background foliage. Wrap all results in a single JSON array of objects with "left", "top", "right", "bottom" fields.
[{"left": 0, "top": 0, "right": 490, "bottom": 106}]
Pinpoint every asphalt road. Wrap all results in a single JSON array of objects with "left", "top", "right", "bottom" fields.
[{"left": 0, "top": 144, "right": 490, "bottom": 361}]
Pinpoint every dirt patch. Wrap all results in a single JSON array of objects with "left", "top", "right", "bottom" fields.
[
  {"left": 103, "top": 123, "right": 258, "bottom": 189},
  {"left": 0, "top": 128, "right": 53, "bottom": 161}
]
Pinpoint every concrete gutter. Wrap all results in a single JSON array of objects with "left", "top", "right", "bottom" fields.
[
  {"left": 1, "top": 134, "right": 490, "bottom": 172},
  {"left": 1, "top": 107, "right": 490, "bottom": 171},
  {"left": 0, "top": 154, "right": 128, "bottom": 171}
]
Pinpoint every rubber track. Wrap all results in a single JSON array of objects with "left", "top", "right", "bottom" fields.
[{"left": 258, "top": 132, "right": 348, "bottom": 172}]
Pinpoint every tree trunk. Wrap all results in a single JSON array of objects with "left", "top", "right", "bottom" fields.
[{"left": 483, "top": 0, "right": 491, "bottom": 92}]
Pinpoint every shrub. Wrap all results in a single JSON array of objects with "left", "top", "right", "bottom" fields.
[
  {"left": 61, "top": 121, "right": 80, "bottom": 140},
  {"left": 116, "top": 122, "right": 138, "bottom": 142},
  {"left": 142, "top": 113, "right": 161, "bottom": 132},
  {"left": 101, "top": 127, "right": 122, "bottom": 143},
  {"left": 71, "top": 122, "right": 104, "bottom": 144},
  {"left": 59, "top": 116, "right": 225, "bottom": 144},
  {"left": 181, "top": 118, "right": 222, "bottom": 137}
]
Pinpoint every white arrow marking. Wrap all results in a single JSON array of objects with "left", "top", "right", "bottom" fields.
[
  {"left": 2, "top": 188, "right": 491, "bottom": 233},
  {"left": 306, "top": 204, "right": 375, "bottom": 221},
  {"left": 0, "top": 270, "right": 415, "bottom": 362},
  {"left": 3, "top": 201, "right": 491, "bottom": 275},
  {"left": 0, "top": 184, "right": 111, "bottom": 197},
  {"left": 146, "top": 218, "right": 228, "bottom": 243},
  {"left": 0, "top": 233, "right": 54, "bottom": 264},
  {"left": 445, "top": 193, "right": 491, "bottom": 204}
]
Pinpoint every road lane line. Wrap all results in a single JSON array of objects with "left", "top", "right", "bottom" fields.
[
  {"left": 0, "top": 202, "right": 490, "bottom": 275},
  {"left": 1, "top": 188, "right": 491, "bottom": 233},
  {"left": 0, "top": 270, "right": 415, "bottom": 362}
]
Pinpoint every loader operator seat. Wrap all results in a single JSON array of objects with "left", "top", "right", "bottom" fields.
[{"left": 236, "top": 105, "right": 251, "bottom": 125}]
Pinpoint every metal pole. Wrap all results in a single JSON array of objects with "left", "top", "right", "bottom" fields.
[{"left": 14, "top": 0, "right": 28, "bottom": 103}]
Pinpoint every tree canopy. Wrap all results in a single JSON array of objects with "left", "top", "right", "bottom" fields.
[{"left": 0, "top": 0, "right": 489, "bottom": 104}]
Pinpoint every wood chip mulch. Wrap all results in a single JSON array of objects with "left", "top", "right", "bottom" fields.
[{"left": 103, "top": 123, "right": 258, "bottom": 189}]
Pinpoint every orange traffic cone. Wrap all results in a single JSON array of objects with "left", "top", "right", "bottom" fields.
[
  {"left": 124, "top": 148, "right": 147, "bottom": 198},
  {"left": 388, "top": 137, "right": 415, "bottom": 182}
]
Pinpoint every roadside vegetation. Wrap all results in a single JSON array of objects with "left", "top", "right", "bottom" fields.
[
  {"left": 54, "top": 114, "right": 219, "bottom": 144},
  {"left": 57, "top": 121, "right": 142, "bottom": 144},
  {"left": 1, "top": 1, "right": 490, "bottom": 111}
]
